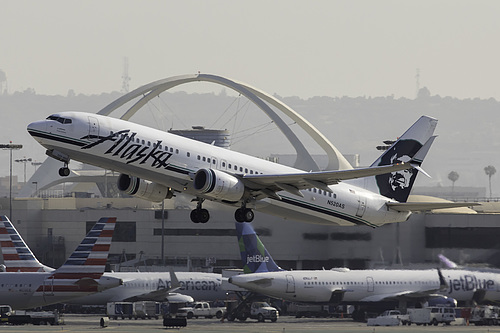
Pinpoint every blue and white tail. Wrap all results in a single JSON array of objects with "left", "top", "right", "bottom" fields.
[
  {"left": 235, "top": 222, "right": 283, "bottom": 273},
  {"left": 0, "top": 216, "right": 53, "bottom": 272},
  {"left": 36, "top": 217, "right": 119, "bottom": 296},
  {"left": 363, "top": 116, "right": 437, "bottom": 203}
]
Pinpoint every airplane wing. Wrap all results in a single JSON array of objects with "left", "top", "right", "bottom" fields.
[
  {"left": 240, "top": 162, "right": 415, "bottom": 198},
  {"left": 386, "top": 202, "right": 480, "bottom": 212},
  {"left": 359, "top": 290, "right": 438, "bottom": 302}
]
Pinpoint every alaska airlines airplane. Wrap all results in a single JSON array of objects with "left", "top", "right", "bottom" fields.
[
  {"left": 229, "top": 222, "right": 500, "bottom": 308},
  {"left": 0, "top": 216, "right": 225, "bottom": 304},
  {"left": 26, "top": 112, "right": 469, "bottom": 227},
  {"left": 0, "top": 216, "right": 121, "bottom": 309}
]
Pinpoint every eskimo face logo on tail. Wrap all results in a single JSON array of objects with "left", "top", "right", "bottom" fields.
[{"left": 376, "top": 139, "right": 422, "bottom": 202}]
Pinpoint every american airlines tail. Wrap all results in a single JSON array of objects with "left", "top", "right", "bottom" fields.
[
  {"left": 362, "top": 116, "right": 438, "bottom": 203},
  {"left": 235, "top": 222, "right": 283, "bottom": 273},
  {"left": 0, "top": 216, "right": 53, "bottom": 272},
  {"left": 35, "top": 217, "right": 120, "bottom": 297}
]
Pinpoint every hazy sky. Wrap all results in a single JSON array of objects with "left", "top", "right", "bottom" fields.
[{"left": 2, "top": 1, "right": 500, "bottom": 99}]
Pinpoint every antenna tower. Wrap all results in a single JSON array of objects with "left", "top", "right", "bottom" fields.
[{"left": 121, "top": 57, "right": 131, "bottom": 93}]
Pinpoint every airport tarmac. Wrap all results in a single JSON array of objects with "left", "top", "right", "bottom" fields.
[{"left": 2, "top": 315, "right": 500, "bottom": 333}]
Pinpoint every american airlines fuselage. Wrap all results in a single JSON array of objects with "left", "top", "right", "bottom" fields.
[
  {"left": 27, "top": 112, "right": 410, "bottom": 227},
  {"left": 70, "top": 272, "right": 225, "bottom": 305}
]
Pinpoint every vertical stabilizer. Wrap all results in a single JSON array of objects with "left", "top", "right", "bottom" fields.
[
  {"left": 0, "top": 216, "right": 53, "bottom": 272},
  {"left": 365, "top": 116, "right": 437, "bottom": 202},
  {"left": 235, "top": 222, "right": 283, "bottom": 273},
  {"left": 38, "top": 217, "right": 118, "bottom": 296}
]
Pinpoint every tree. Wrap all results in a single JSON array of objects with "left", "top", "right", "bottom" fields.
[
  {"left": 448, "top": 171, "right": 459, "bottom": 193},
  {"left": 484, "top": 165, "right": 496, "bottom": 198}
]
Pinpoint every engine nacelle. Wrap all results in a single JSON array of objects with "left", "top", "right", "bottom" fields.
[
  {"left": 193, "top": 168, "right": 245, "bottom": 202},
  {"left": 165, "top": 293, "right": 194, "bottom": 303},
  {"left": 117, "top": 174, "right": 172, "bottom": 202}
]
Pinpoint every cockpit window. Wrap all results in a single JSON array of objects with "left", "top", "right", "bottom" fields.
[{"left": 46, "top": 115, "right": 72, "bottom": 124}]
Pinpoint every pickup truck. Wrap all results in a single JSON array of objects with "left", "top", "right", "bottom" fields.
[
  {"left": 367, "top": 310, "right": 409, "bottom": 326},
  {"left": 176, "top": 302, "right": 225, "bottom": 319},
  {"left": 226, "top": 301, "right": 279, "bottom": 322}
]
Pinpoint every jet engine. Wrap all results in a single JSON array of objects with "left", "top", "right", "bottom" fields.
[
  {"left": 193, "top": 168, "right": 245, "bottom": 202},
  {"left": 117, "top": 174, "right": 172, "bottom": 202}
]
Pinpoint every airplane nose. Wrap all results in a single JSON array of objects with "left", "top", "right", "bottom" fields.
[{"left": 27, "top": 120, "right": 47, "bottom": 137}]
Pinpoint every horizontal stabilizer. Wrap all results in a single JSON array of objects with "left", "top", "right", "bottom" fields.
[{"left": 387, "top": 201, "right": 480, "bottom": 212}]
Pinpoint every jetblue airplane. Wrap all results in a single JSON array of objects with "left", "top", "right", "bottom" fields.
[
  {"left": 0, "top": 216, "right": 225, "bottom": 304},
  {"left": 27, "top": 112, "right": 469, "bottom": 227},
  {"left": 0, "top": 216, "right": 121, "bottom": 309},
  {"left": 229, "top": 222, "right": 500, "bottom": 310}
]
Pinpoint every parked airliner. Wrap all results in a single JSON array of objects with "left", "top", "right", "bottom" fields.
[
  {"left": 0, "top": 216, "right": 225, "bottom": 304},
  {"left": 27, "top": 111, "right": 471, "bottom": 227},
  {"left": 0, "top": 216, "right": 121, "bottom": 309},
  {"left": 229, "top": 222, "right": 500, "bottom": 312}
]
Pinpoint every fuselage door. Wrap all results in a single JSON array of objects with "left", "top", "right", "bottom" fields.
[
  {"left": 356, "top": 196, "right": 367, "bottom": 218},
  {"left": 286, "top": 274, "right": 295, "bottom": 293},
  {"left": 88, "top": 116, "right": 100, "bottom": 139},
  {"left": 366, "top": 276, "right": 374, "bottom": 292},
  {"left": 42, "top": 278, "right": 55, "bottom": 297}
]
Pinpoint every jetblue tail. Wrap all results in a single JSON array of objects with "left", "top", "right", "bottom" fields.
[
  {"left": 235, "top": 222, "right": 283, "bottom": 273},
  {"left": 365, "top": 116, "right": 438, "bottom": 203},
  {"left": 0, "top": 216, "right": 53, "bottom": 272}
]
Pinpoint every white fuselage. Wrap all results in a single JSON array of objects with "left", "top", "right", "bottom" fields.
[
  {"left": 27, "top": 112, "right": 410, "bottom": 227},
  {"left": 229, "top": 268, "right": 500, "bottom": 304},
  {"left": 70, "top": 272, "right": 225, "bottom": 305},
  {"left": 0, "top": 273, "right": 117, "bottom": 309},
  {"left": 229, "top": 269, "right": 442, "bottom": 304}
]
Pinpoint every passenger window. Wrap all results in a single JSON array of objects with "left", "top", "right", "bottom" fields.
[
  {"left": 222, "top": 162, "right": 226, "bottom": 167},
  {"left": 142, "top": 140, "right": 145, "bottom": 145},
  {"left": 207, "top": 158, "right": 210, "bottom": 163},
  {"left": 148, "top": 141, "right": 151, "bottom": 146},
  {"left": 197, "top": 155, "right": 201, "bottom": 160},
  {"left": 175, "top": 149, "right": 179, "bottom": 154},
  {"left": 203, "top": 157, "right": 206, "bottom": 162},
  {"left": 245, "top": 168, "right": 248, "bottom": 173},
  {"left": 187, "top": 152, "right": 190, "bottom": 157}
]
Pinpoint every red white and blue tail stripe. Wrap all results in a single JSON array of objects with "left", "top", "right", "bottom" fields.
[
  {"left": 36, "top": 217, "right": 118, "bottom": 297},
  {"left": 0, "top": 216, "right": 53, "bottom": 272}
]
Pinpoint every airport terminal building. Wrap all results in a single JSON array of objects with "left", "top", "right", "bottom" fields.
[{"left": 1, "top": 183, "right": 498, "bottom": 273}]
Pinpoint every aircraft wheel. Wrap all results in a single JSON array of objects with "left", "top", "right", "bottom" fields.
[
  {"left": 199, "top": 209, "right": 210, "bottom": 223},
  {"left": 58, "top": 167, "right": 70, "bottom": 177},
  {"left": 234, "top": 209, "right": 245, "bottom": 222},
  {"left": 243, "top": 208, "right": 254, "bottom": 222},
  {"left": 190, "top": 210, "right": 200, "bottom": 223}
]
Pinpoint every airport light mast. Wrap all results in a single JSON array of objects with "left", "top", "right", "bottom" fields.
[{"left": 1, "top": 143, "right": 23, "bottom": 221}]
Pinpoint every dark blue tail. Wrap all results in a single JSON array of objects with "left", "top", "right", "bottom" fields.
[{"left": 235, "top": 222, "right": 283, "bottom": 273}]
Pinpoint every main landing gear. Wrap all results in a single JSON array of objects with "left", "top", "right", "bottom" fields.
[
  {"left": 190, "top": 199, "right": 210, "bottom": 223},
  {"left": 58, "top": 163, "right": 70, "bottom": 177},
  {"left": 190, "top": 199, "right": 255, "bottom": 223},
  {"left": 234, "top": 207, "right": 254, "bottom": 223}
]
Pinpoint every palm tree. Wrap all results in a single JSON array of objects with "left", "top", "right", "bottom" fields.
[
  {"left": 448, "top": 171, "right": 459, "bottom": 194},
  {"left": 484, "top": 165, "right": 496, "bottom": 198}
]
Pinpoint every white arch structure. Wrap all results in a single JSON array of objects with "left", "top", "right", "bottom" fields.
[{"left": 97, "top": 73, "right": 352, "bottom": 171}]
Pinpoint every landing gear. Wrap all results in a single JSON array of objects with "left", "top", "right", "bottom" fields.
[
  {"left": 190, "top": 199, "right": 210, "bottom": 223},
  {"left": 234, "top": 207, "right": 254, "bottom": 223},
  {"left": 58, "top": 163, "right": 70, "bottom": 177}
]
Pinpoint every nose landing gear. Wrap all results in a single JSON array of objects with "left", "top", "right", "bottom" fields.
[
  {"left": 58, "top": 163, "right": 70, "bottom": 177},
  {"left": 235, "top": 207, "right": 254, "bottom": 223}
]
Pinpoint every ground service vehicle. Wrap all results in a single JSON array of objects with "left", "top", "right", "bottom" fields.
[
  {"left": 226, "top": 301, "right": 278, "bottom": 322},
  {"left": 469, "top": 305, "right": 500, "bottom": 326},
  {"left": 176, "top": 302, "right": 225, "bottom": 319},
  {"left": 367, "top": 310, "right": 409, "bottom": 326},
  {"left": 408, "top": 307, "right": 455, "bottom": 326},
  {"left": 133, "top": 301, "right": 160, "bottom": 319},
  {"left": 107, "top": 302, "right": 134, "bottom": 320},
  {"left": 0, "top": 305, "right": 60, "bottom": 325}
]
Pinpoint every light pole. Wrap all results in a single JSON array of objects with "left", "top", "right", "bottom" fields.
[
  {"left": 1, "top": 143, "right": 23, "bottom": 220},
  {"left": 15, "top": 157, "right": 32, "bottom": 183}
]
